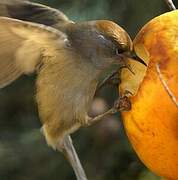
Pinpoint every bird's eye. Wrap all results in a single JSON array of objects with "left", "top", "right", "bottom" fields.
[{"left": 116, "top": 48, "right": 125, "bottom": 55}]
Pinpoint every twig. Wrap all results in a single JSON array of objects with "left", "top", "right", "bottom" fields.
[
  {"left": 156, "top": 63, "right": 178, "bottom": 107},
  {"left": 60, "top": 84, "right": 131, "bottom": 180},
  {"left": 164, "top": 0, "right": 176, "bottom": 10},
  {"left": 61, "top": 135, "right": 88, "bottom": 180}
]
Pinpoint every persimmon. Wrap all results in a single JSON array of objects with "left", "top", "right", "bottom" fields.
[{"left": 120, "top": 10, "right": 178, "bottom": 179}]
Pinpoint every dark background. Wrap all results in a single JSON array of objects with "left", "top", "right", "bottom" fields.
[{"left": 0, "top": 0, "right": 177, "bottom": 180}]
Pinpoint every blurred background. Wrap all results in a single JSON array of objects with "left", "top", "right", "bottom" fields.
[{"left": 0, "top": 0, "right": 177, "bottom": 180}]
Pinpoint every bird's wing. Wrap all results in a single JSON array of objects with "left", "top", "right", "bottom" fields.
[
  {"left": 0, "top": 0, "right": 72, "bottom": 28},
  {"left": 0, "top": 17, "right": 67, "bottom": 88}
]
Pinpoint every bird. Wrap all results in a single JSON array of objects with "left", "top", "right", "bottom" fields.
[{"left": 0, "top": 1, "right": 146, "bottom": 179}]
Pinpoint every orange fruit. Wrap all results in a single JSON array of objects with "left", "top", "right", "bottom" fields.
[{"left": 120, "top": 10, "right": 178, "bottom": 179}]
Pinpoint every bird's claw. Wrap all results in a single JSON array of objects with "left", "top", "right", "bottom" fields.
[{"left": 114, "top": 96, "right": 131, "bottom": 112}]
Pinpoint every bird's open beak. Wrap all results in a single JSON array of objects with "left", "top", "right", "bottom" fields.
[{"left": 128, "top": 51, "right": 147, "bottom": 66}]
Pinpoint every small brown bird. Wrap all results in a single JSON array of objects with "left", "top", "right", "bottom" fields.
[{"left": 0, "top": 1, "right": 146, "bottom": 179}]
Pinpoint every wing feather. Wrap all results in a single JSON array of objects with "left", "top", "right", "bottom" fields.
[
  {"left": 0, "top": 17, "right": 67, "bottom": 88},
  {"left": 0, "top": 0, "right": 71, "bottom": 28}
]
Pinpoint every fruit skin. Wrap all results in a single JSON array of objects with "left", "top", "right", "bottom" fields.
[{"left": 121, "top": 10, "right": 178, "bottom": 179}]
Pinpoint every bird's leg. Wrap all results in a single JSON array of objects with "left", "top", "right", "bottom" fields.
[
  {"left": 86, "top": 96, "right": 131, "bottom": 126},
  {"left": 96, "top": 65, "right": 135, "bottom": 93},
  {"left": 91, "top": 66, "right": 133, "bottom": 126},
  {"left": 96, "top": 69, "right": 120, "bottom": 93},
  {"left": 58, "top": 135, "right": 88, "bottom": 180}
]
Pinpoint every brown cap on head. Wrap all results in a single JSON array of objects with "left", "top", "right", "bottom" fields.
[
  {"left": 95, "top": 20, "right": 147, "bottom": 66},
  {"left": 95, "top": 20, "right": 133, "bottom": 51}
]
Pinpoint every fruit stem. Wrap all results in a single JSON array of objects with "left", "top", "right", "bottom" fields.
[
  {"left": 164, "top": 0, "right": 176, "bottom": 10},
  {"left": 156, "top": 63, "right": 178, "bottom": 107}
]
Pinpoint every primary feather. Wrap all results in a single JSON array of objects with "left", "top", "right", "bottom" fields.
[
  {"left": 0, "top": 0, "right": 71, "bottom": 29},
  {"left": 0, "top": 17, "right": 68, "bottom": 88}
]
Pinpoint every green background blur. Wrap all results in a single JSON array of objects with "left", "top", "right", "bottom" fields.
[{"left": 0, "top": 0, "right": 177, "bottom": 180}]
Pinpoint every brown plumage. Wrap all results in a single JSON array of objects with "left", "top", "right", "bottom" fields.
[
  {"left": 96, "top": 20, "right": 132, "bottom": 50},
  {"left": 0, "top": 1, "right": 146, "bottom": 179}
]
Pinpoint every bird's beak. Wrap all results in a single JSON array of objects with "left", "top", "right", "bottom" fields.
[{"left": 128, "top": 51, "right": 147, "bottom": 66}]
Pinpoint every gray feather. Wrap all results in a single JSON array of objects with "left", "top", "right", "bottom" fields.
[
  {"left": 0, "top": 0, "right": 71, "bottom": 28},
  {"left": 0, "top": 17, "right": 67, "bottom": 88}
]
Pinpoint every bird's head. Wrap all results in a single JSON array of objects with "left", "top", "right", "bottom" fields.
[{"left": 64, "top": 20, "right": 146, "bottom": 70}]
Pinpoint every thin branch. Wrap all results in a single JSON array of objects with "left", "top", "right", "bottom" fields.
[
  {"left": 59, "top": 90, "right": 131, "bottom": 180},
  {"left": 61, "top": 135, "right": 88, "bottom": 180},
  {"left": 156, "top": 63, "right": 178, "bottom": 107},
  {"left": 60, "top": 98, "right": 130, "bottom": 180},
  {"left": 164, "top": 0, "right": 176, "bottom": 10}
]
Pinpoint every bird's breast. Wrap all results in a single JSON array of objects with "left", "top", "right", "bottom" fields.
[{"left": 36, "top": 54, "right": 99, "bottom": 125}]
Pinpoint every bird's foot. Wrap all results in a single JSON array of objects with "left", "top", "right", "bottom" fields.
[
  {"left": 85, "top": 96, "right": 131, "bottom": 126},
  {"left": 114, "top": 96, "right": 131, "bottom": 112}
]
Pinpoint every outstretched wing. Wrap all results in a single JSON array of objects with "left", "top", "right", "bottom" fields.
[
  {"left": 0, "top": 0, "right": 71, "bottom": 28},
  {"left": 0, "top": 17, "right": 67, "bottom": 88}
]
